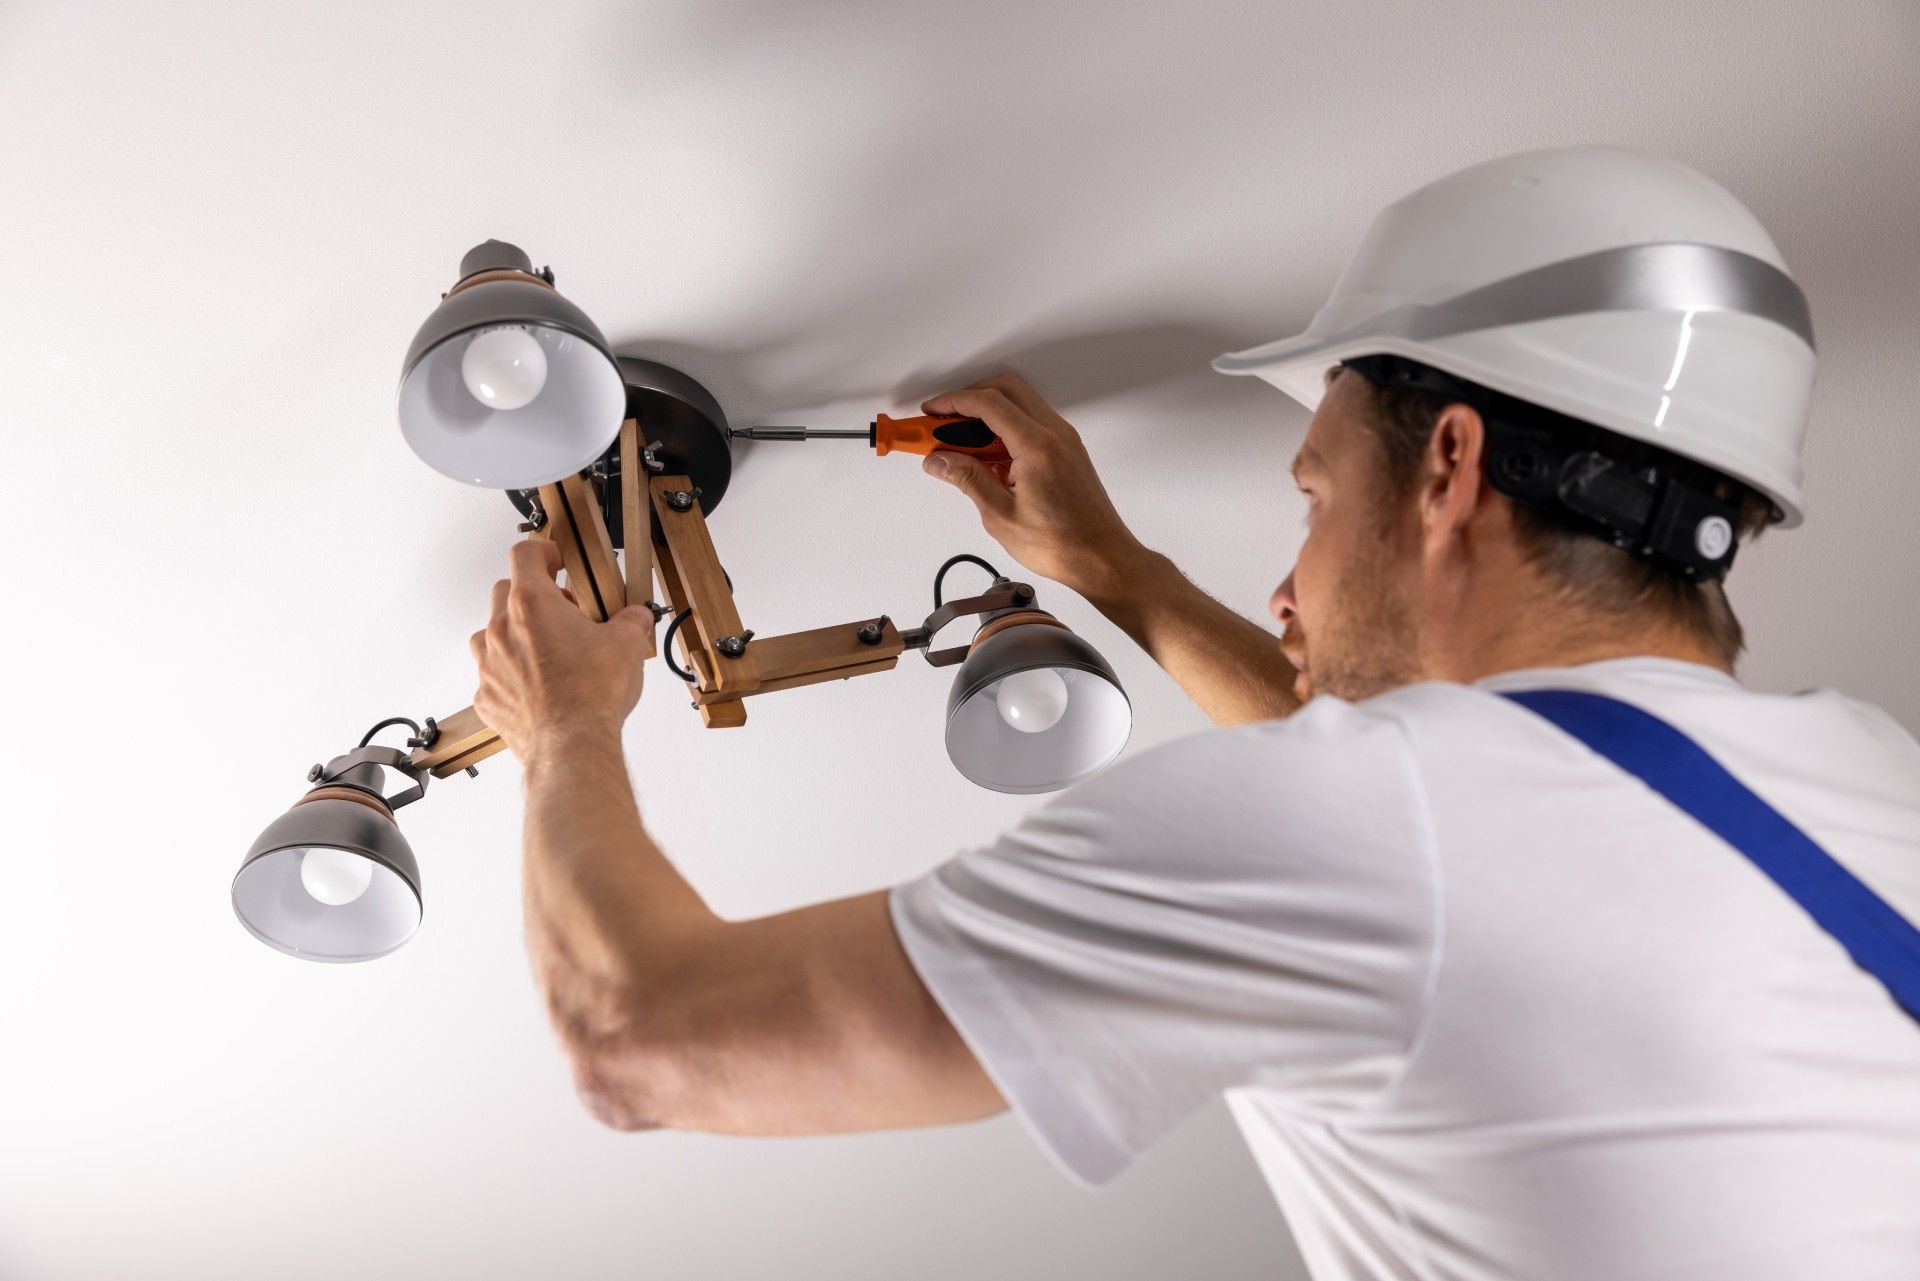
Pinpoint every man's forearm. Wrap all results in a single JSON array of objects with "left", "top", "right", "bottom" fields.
[
  {"left": 515, "top": 726, "right": 1003, "bottom": 1136},
  {"left": 1085, "top": 550, "right": 1300, "bottom": 726},
  {"left": 519, "top": 729, "right": 718, "bottom": 1048}
]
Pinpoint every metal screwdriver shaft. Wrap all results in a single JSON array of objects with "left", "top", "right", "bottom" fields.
[{"left": 729, "top": 427, "right": 871, "bottom": 441}]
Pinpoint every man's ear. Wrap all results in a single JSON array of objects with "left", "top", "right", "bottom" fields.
[{"left": 1419, "top": 402, "right": 1490, "bottom": 551}]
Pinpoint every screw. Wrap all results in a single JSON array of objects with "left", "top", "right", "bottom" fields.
[
  {"left": 464, "top": 765, "right": 480, "bottom": 778},
  {"left": 716, "top": 631, "right": 753, "bottom": 658},
  {"left": 1011, "top": 588, "right": 1034, "bottom": 607},
  {"left": 857, "top": 622, "right": 883, "bottom": 645},
  {"left": 307, "top": 763, "right": 325, "bottom": 782},
  {"left": 665, "top": 490, "right": 694, "bottom": 512}
]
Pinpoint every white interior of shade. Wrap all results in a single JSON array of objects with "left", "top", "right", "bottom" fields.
[
  {"left": 398, "top": 327, "right": 625, "bottom": 489},
  {"left": 231, "top": 847, "right": 422, "bottom": 963},
  {"left": 945, "top": 667, "right": 1132, "bottom": 794}
]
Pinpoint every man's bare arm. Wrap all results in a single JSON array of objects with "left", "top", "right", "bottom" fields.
[
  {"left": 919, "top": 373, "right": 1299, "bottom": 725},
  {"left": 1079, "top": 548, "right": 1301, "bottom": 726},
  {"left": 474, "top": 541, "right": 1005, "bottom": 1134},
  {"left": 520, "top": 729, "right": 1002, "bottom": 1134}
]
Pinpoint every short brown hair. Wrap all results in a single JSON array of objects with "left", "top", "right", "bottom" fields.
[{"left": 1351, "top": 370, "right": 1774, "bottom": 666}]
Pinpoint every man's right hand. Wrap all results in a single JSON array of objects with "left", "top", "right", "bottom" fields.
[
  {"left": 919, "top": 370, "right": 1302, "bottom": 728},
  {"left": 918, "top": 372, "right": 1151, "bottom": 604}
]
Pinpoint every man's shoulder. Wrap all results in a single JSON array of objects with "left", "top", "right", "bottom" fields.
[
  {"left": 1073, "top": 691, "right": 1450, "bottom": 827},
  {"left": 1132, "top": 680, "right": 1558, "bottom": 809},
  {"left": 1220, "top": 680, "right": 1498, "bottom": 753},
  {"left": 994, "top": 692, "right": 1444, "bottom": 905}
]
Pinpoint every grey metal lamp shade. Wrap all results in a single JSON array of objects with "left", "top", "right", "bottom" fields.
[
  {"left": 396, "top": 240, "right": 626, "bottom": 489},
  {"left": 231, "top": 797, "right": 423, "bottom": 963},
  {"left": 944, "top": 619, "right": 1132, "bottom": 794}
]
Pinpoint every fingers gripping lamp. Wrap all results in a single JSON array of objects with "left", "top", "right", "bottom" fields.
[{"left": 239, "top": 240, "right": 1132, "bottom": 960}]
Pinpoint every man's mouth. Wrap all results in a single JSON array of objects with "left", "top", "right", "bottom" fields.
[
  {"left": 1280, "top": 632, "right": 1311, "bottom": 700},
  {"left": 1280, "top": 632, "right": 1305, "bottom": 671}
]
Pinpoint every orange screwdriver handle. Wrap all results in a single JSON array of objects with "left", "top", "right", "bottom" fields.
[{"left": 872, "top": 414, "right": 1012, "bottom": 465}]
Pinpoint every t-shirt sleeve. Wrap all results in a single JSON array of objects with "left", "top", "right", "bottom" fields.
[{"left": 890, "top": 699, "right": 1441, "bottom": 1186}]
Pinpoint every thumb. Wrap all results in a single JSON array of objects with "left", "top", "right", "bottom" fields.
[
  {"left": 610, "top": 602, "right": 659, "bottom": 657},
  {"left": 924, "top": 451, "right": 1013, "bottom": 522}
]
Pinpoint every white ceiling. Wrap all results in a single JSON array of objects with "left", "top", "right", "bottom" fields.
[{"left": 3, "top": 2, "right": 1917, "bottom": 1277}]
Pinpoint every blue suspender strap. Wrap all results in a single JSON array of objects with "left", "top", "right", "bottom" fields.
[{"left": 1500, "top": 688, "right": 1920, "bottom": 1026}]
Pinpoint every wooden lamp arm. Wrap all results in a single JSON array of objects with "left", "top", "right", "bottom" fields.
[{"left": 406, "top": 419, "right": 911, "bottom": 778}]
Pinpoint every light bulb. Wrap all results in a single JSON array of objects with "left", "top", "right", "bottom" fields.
[
  {"left": 300, "top": 847, "right": 374, "bottom": 906},
  {"left": 461, "top": 326, "right": 549, "bottom": 410},
  {"left": 995, "top": 668, "right": 1070, "bottom": 734}
]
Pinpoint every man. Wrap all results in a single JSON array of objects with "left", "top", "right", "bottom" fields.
[{"left": 470, "top": 147, "right": 1920, "bottom": 1278}]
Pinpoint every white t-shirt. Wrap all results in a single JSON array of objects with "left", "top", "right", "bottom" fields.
[{"left": 892, "top": 657, "right": 1920, "bottom": 1281}]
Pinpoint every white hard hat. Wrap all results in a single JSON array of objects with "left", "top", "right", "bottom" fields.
[{"left": 1213, "top": 146, "right": 1816, "bottom": 526}]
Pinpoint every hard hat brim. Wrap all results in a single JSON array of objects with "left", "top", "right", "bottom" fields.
[
  {"left": 1212, "top": 326, "right": 1807, "bottom": 529},
  {"left": 1211, "top": 240, "right": 1814, "bottom": 527}
]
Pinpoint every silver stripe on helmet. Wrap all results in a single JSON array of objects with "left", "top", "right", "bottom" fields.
[{"left": 1378, "top": 242, "right": 1815, "bottom": 352}]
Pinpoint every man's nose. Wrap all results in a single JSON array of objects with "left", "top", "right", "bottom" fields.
[{"left": 1269, "top": 570, "right": 1298, "bottom": 625}]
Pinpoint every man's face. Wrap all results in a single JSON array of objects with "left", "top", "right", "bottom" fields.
[{"left": 1269, "top": 368, "right": 1423, "bottom": 703}]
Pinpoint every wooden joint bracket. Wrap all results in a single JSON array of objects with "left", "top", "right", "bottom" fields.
[{"left": 409, "top": 428, "right": 908, "bottom": 766}]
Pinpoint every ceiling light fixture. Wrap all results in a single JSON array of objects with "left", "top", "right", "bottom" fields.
[{"left": 236, "top": 240, "right": 1132, "bottom": 960}]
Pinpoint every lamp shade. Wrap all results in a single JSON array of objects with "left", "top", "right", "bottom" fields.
[
  {"left": 397, "top": 240, "right": 626, "bottom": 489},
  {"left": 944, "top": 617, "right": 1131, "bottom": 793},
  {"left": 231, "top": 795, "right": 423, "bottom": 963}
]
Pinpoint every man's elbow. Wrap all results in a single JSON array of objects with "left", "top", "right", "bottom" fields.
[
  {"left": 555, "top": 992, "right": 682, "bottom": 1133},
  {"left": 569, "top": 1050, "right": 665, "bottom": 1133}
]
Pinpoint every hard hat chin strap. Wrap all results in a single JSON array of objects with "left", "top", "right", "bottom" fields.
[{"left": 1342, "top": 354, "right": 1741, "bottom": 582}]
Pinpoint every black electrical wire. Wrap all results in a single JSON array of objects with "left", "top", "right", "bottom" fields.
[
  {"left": 661, "top": 609, "right": 698, "bottom": 682},
  {"left": 933, "top": 553, "right": 1003, "bottom": 608},
  {"left": 656, "top": 567, "right": 731, "bottom": 684},
  {"left": 357, "top": 716, "right": 424, "bottom": 748}
]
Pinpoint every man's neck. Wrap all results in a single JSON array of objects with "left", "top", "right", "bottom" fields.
[{"left": 1427, "top": 581, "right": 1733, "bottom": 687}]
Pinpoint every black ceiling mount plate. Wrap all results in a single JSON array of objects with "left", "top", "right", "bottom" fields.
[{"left": 505, "top": 357, "right": 733, "bottom": 547}]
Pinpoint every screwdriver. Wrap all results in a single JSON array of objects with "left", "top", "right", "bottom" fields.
[{"left": 729, "top": 414, "right": 1012, "bottom": 465}]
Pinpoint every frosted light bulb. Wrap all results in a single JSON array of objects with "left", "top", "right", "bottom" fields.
[
  {"left": 300, "top": 847, "right": 374, "bottom": 906},
  {"left": 995, "top": 668, "right": 1070, "bottom": 734},
  {"left": 461, "top": 326, "right": 549, "bottom": 410}
]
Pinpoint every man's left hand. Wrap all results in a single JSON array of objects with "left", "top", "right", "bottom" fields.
[{"left": 470, "top": 539, "right": 656, "bottom": 764}]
